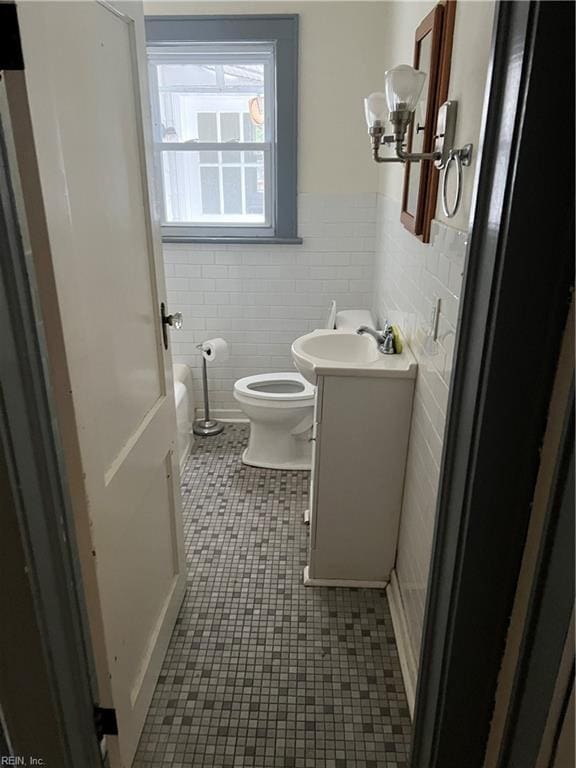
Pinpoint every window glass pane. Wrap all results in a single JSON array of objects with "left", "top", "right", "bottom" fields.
[
  {"left": 160, "top": 150, "right": 267, "bottom": 226},
  {"left": 157, "top": 65, "right": 218, "bottom": 142},
  {"left": 197, "top": 113, "right": 218, "bottom": 162},
  {"left": 245, "top": 167, "right": 264, "bottom": 215},
  {"left": 220, "top": 113, "right": 240, "bottom": 142},
  {"left": 161, "top": 151, "right": 198, "bottom": 222},
  {"left": 200, "top": 167, "right": 220, "bottom": 215},
  {"left": 222, "top": 151, "right": 242, "bottom": 164},
  {"left": 223, "top": 63, "right": 265, "bottom": 90},
  {"left": 197, "top": 112, "right": 217, "bottom": 141},
  {"left": 222, "top": 167, "right": 242, "bottom": 214},
  {"left": 158, "top": 63, "right": 219, "bottom": 90},
  {"left": 242, "top": 151, "right": 264, "bottom": 166},
  {"left": 155, "top": 60, "right": 267, "bottom": 143},
  {"left": 243, "top": 112, "right": 264, "bottom": 162},
  {"left": 220, "top": 113, "right": 241, "bottom": 163}
]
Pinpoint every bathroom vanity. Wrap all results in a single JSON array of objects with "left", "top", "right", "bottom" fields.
[{"left": 291, "top": 330, "right": 417, "bottom": 587}]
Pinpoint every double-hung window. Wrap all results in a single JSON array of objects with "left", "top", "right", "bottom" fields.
[{"left": 146, "top": 16, "right": 300, "bottom": 243}]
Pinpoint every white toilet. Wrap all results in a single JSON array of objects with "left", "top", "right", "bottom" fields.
[
  {"left": 233, "top": 372, "right": 316, "bottom": 470},
  {"left": 233, "top": 302, "right": 375, "bottom": 471}
]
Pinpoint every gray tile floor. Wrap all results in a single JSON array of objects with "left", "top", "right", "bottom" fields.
[{"left": 133, "top": 425, "right": 411, "bottom": 768}]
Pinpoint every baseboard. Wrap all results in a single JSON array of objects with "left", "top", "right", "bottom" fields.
[
  {"left": 303, "top": 566, "right": 389, "bottom": 590},
  {"left": 386, "top": 569, "right": 417, "bottom": 718},
  {"left": 194, "top": 407, "right": 248, "bottom": 423}
]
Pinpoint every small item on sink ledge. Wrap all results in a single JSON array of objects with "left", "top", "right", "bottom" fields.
[{"left": 391, "top": 325, "right": 403, "bottom": 354}]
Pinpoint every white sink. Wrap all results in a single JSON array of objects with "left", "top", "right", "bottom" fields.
[
  {"left": 291, "top": 329, "right": 418, "bottom": 384},
  {"left": 296, "top": 332, "right": 380, "bottom": 364}
]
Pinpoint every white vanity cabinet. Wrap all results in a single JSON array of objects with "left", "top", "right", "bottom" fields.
[{"left": 304, "top": 360, "right": 417, "bottom": 587}]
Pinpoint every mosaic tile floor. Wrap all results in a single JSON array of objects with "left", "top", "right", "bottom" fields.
[{"left": 133, "top": 425, "right": 411, "bottom": 768}]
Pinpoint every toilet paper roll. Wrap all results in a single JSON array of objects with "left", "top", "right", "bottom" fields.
[{"left": 201, "top": 337, "right": 229, "bottom": 363}]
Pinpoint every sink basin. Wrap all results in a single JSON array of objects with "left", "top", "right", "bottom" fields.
[
  {"left": 291, "top": 329, "right": 418, "bottom": 384},
  {"left": 296, "top": 332, "right": 380, "bottom": 364}
]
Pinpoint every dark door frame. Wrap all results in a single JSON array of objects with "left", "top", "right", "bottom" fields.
[
  {"left": 410, "top": 2, "right": 574, "bottom": 767},
  {"left": 497, "top": 390, "right": 574, "bottom": 767}
]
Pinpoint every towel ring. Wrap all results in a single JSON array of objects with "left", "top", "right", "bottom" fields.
[{"left": 441, "top": 144, "right": 473, "bottom": 219}]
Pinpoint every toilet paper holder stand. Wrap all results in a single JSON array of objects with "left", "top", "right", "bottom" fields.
[{"left": 193, "top": 343, "right": 224, "bottom": 437}]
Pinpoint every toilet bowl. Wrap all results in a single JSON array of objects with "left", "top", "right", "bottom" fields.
[{"left": 233, "top": 372, "right": 315, "bottom": 470}]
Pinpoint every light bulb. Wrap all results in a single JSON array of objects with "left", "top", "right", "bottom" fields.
[
  {"left": 384, "top": 65, "right": 427, "bottom": 114},
  {"left": 364, "top": 92, "right": 388, "bottom": 128}
]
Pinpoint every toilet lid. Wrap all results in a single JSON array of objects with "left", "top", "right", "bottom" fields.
[{"left": 234, "top": 372, "right": 315, "bottom": 402}]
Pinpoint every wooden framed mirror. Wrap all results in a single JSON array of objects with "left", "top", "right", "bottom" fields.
[{"left": 401, "top": 1, "right": 457, "bottom": 242}]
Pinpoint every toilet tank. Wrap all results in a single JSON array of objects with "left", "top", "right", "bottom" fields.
[
  {"left": 334, "top": 309, "right": 375, "bottom": 330},
  {"left": 322, "top": 301, "right": 376, "bottom": 331},
  {"left": 322, "top": 300, "right": 337, "bottom": 329}
]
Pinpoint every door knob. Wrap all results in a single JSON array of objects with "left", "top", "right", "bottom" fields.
[
  {"left": 160, "top": 302, "right": 183, "bottom": 350},
  {"left": 166, "top": 311, "right": 183, "bottom": 329}
]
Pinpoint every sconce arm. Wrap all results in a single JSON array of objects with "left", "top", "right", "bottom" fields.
[
  {"left": 372, "top": 148, "right": 404, "bottom": 164},
  {"left": 396, "top": 146, "right": 441, "bottom": 163},
  {"left": 370, "top": 133, "right": 403, "bottom": 164},
  {"left": 371, "top": 137, "right": 440, "bottom": 164}
]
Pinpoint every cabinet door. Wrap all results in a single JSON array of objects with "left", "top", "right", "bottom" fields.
[{"left": 310, "top": 375, "right": 414, "bottom": 582}]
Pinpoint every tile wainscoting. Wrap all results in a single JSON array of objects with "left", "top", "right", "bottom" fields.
[
  {"left": 164, "top": 193, "right": 376, "bottom": 417},
  {"left": 372, "top": 195, "right": 468, "bottom": 700}
]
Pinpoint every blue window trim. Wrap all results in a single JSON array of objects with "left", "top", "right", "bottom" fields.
[{"left": 145, "top": 15, "right": 301, "bottom": 245}]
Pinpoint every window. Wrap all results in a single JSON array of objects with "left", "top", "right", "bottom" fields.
[{"left": 146, "top": 16, "right": 300, "bottom": 243}]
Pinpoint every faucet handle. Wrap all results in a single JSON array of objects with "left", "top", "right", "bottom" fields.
[{"left": 380, "top": 332, "right": 396, "bottom": 355}]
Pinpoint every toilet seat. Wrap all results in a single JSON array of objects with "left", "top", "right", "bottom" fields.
[{"left": 234, "top": 372, "right": 315, "bottom": 402}]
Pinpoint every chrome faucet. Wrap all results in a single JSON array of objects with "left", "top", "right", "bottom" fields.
[{"left": 356, "top": 324, "right": 395, "bottom": 355}]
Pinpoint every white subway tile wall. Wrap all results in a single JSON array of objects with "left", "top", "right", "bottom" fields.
[
  {"left": 164, "top": 193, "right": 376, "bottom": 416},
  {"left": 372, "top": 195, "right": 468, "bottom": 664}
]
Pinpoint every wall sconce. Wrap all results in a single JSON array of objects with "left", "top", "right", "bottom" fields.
[{"left": 365, "top": 65, "right": 473, "bottom": 217}]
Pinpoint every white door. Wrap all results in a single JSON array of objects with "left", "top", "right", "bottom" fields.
[{"left": 15, "top": 2, "right": 186, "bottom": 765}]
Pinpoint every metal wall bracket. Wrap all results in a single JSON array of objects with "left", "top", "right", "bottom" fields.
[{"left": 433, "top": 101, "right": 458, "bottom": 170}]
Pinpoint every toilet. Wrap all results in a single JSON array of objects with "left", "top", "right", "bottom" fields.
[
  {"left": 233, "top": 372, "right": 316, "bottom": 470},
  {"left": 233, "top": 302, "right": 376, "bottom": 471}
]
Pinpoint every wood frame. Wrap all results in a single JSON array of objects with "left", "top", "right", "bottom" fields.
[
  {"left": 400, "top": 4, "right": 443, "bottom": 236},
  {"left": 422, "top": 0, "right": 456, "bottom": 242},
  {"left": 401, "top": 1, "right": 457, "bottom": 242},
  {"left": 410, "top": 1, "right": 574, "bottom": 766}
]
